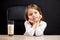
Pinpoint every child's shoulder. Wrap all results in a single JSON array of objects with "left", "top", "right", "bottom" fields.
[
  {"left": 40, "top": 20, "right": 47, "bottom": 25},
  {"left": 24, "top": 20, "right": 30, "bottom": 25},
  {"left": 41, "top": 20, "right": 47, "bottom": 23},
  {"left": 25, "top": 21, "right": 29, "bottom": 24}
]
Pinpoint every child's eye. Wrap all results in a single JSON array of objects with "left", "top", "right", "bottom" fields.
[
  {"left": 35, "top": 12, "right": 37, "bottom": 14},
  {"left": 29, "top": 13, "right": 33, "bottom": 16}
]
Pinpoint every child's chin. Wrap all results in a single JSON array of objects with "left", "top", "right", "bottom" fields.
[
  {"left": 34, "top": 20, "right": 38, "bottom": 22},
  {"left": 36, "top": 19, "right": 40, "bottom": 21},
  {"left": 29, "top": 22, "right": 35, "bottom": 24}
]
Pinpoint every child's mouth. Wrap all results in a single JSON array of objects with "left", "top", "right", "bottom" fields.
[
  {"left": 32, "top": 17, "right": 39, "bottom": 22},
  {"left": 33, "top": 17, "right": 37, "bottom": 19},
  {"left": 33, "top": 17, "right": 37, "bottom": 21}
]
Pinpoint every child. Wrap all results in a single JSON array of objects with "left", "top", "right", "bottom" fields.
[{"left": 24, "top": 4, "right": 47, "bottom": 36}]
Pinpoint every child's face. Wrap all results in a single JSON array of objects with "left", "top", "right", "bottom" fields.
[{"left": 28, "top": 8, "right": 42, "bottom": 24}]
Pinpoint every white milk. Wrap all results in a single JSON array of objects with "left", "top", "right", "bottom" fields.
[{"left": 8, "top": 24, "right": 14, "bottom": 36}]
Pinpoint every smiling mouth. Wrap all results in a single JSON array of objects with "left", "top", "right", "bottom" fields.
[
  {"left": 33, "top": 18, "right": 36, "bottom": 19},
  {"left": 33, "top": 17, "right": 37, "bottom": 19},
  {"left": 33, "top": 18, "right": 37, "bottom": 20}
]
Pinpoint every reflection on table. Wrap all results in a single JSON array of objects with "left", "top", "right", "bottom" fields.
[{"left": 0, "top": 35, "right": 60, "bottom": 40}]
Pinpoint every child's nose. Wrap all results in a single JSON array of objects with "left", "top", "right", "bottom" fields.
[{"left": 32, "top": 13, "right": 35, "bottom": 17}]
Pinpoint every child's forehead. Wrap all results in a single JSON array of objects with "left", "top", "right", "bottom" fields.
[
  {"left": 28, "top": 8, "right": 39, "bottom": 12},
  {"left": 28, "top": 8, "right": 37, "bottom": 10}
]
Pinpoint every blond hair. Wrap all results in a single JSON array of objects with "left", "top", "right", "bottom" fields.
[{"left": 24, "top": 4, "right": 43, "bottom": 21}]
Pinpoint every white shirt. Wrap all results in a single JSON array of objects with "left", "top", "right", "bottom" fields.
[{"left": 24, "top": 20, "right": 47, "bottom": 36}]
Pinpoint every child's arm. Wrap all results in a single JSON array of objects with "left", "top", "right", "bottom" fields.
[
  {"left": 24, "top": 21, "right": 35, "bottom": 36},
  {"left": 35, "top": 21, "right": 47, "bottom": 36}
]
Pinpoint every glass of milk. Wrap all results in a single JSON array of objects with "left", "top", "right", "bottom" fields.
[{"left": 8, "top": 20, "right": 14, "bottom": 36}]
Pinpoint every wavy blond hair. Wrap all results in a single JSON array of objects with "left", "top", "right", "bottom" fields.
[{"left": 24, "top": 4, "right": 43, "bottom": 21}]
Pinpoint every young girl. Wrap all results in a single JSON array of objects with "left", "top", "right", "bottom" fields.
[{"left": 24, "top": 4, "right": 47, "bottom": 36}]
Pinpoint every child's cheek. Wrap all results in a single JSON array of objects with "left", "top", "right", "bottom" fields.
[
  {"left": 28, "top": 16, "right": 31, "bottom": 19},
  {"left": 28, "top": 16, "right": 33, "bottom": 20}
]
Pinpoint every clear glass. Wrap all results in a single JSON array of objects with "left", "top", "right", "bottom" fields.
[{"left": 7, "top": 20, "right": 14, "bottom": 36}]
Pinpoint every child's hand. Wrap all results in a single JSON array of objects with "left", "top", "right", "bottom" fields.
[
  {"left": 32, "top": 22, "right": 39, "bottom": 29},
  {"left": 28, "top": 19, "right": 35, "bottom": 24},
  {"left": 28, "top": 15, "right": 41, "bottom": 29},
  {"left": 28, "top": 19, "right": 39, "bottom": 28}
]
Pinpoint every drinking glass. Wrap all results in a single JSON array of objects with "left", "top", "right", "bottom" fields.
[{"left": 8, "top": 20, "right": 14, "bottom": 36}]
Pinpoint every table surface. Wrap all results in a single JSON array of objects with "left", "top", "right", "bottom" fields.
[{"left": 0, "top": 35, "right": 60, "bottom": 40}]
